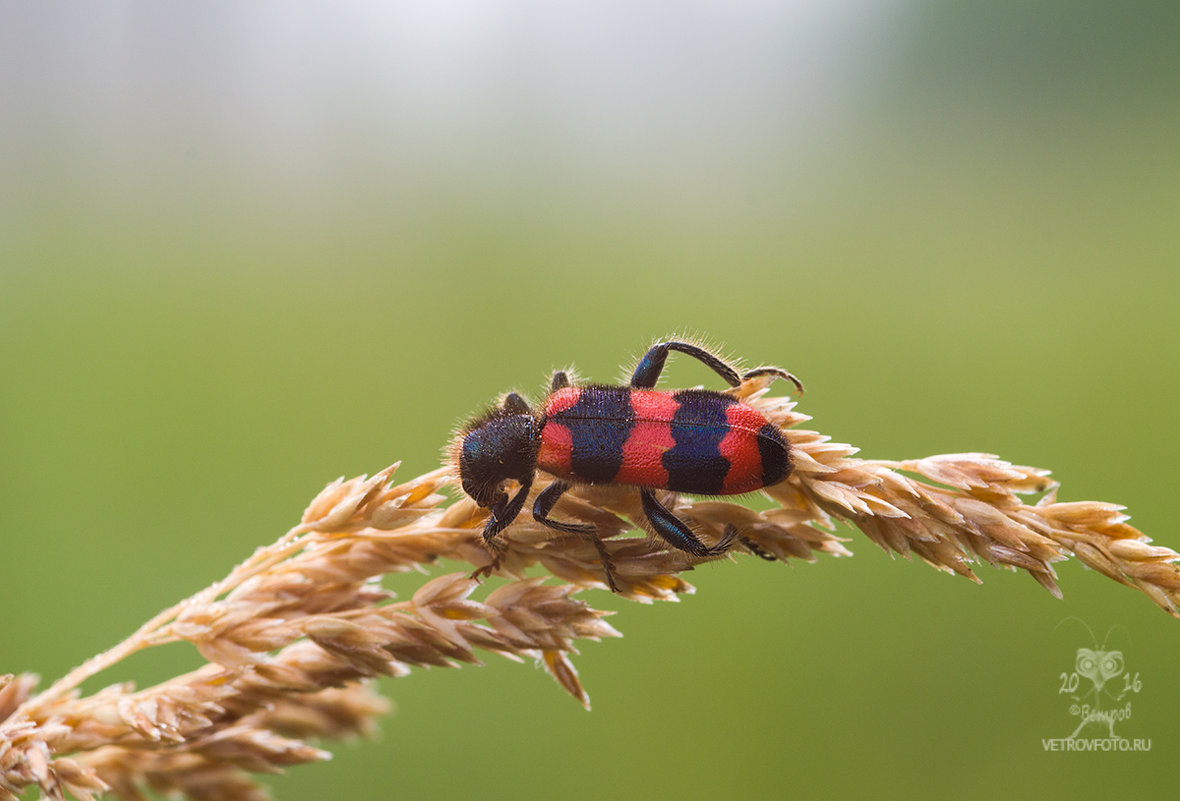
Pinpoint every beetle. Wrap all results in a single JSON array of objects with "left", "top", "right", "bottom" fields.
[{"left": 455, "top": 340, "right": 802, "bottom": 590}]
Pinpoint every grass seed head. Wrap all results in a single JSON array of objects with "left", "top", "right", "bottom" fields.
[{"left": 1, "top": 374, "right": 1173, "bottom": 801}]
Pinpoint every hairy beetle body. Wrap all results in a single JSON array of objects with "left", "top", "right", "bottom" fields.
[
  {"left": 537, "top": 386, "right": 788, "bottom": 495},
  {"left": 455, "top": 340, "right": 802, "bottom": 590}
]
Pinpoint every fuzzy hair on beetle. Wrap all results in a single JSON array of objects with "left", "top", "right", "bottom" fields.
[{"left": 451, "top": 339, "right": 803, "bottom": 591}]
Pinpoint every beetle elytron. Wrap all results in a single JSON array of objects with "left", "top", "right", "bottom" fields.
[{"left": 456, "top": 340, "right": 801, "bottom": 590}]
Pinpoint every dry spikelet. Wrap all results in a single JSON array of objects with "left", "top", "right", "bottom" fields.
[{"left": 1, "top": 374, "right": 1173, "bottom": 800}]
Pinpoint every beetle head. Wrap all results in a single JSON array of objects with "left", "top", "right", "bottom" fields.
[{"left": 458, "top": 410, "right": 539, "bottom": 508}]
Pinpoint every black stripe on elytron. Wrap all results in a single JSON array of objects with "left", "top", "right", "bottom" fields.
[
  {"left": 663, "top": 389, "right": 734, "bottom": 495},
  {"left": 757, "top": 422, "right": 790, "bottom": 486},
  {"left": 551, "top": 385, "right": 635, "bottom": 483}
]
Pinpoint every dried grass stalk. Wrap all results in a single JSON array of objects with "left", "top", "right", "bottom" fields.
[{"left": 1, "top": 376, "right": 1172, "bottom": 800}]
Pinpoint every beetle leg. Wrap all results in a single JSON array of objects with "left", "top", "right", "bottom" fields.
[
  {"left": 532, "top": 481, "right": 592, "bottom": 533},
  {"left": 549, "top": 371, "right": 571, "bottom": 392},
  {"left": 470, "top": 547, "right": 506, "bottom": 583},
  {"left": 501, "top": 392, "right": 532, "bottom": 414},
  {"left": 740, "top": 366, "right": 804, "bottom": 395},
  {"left": 740, "top": 535, "right": 779, "bottom": 561},
  {"left": 533, "top": 481, "right": 620, "bottom": 591},
  {"left": 482, "top": 480, "right": 532, "bottom": 543},
  {"left": 630, "top": 341, "right": 742, "bottom": 389},
  {"left": 471, "top": 494, "right": 507, "bottom": 581},
  {"left": 472, "top": 479, "right": 533, "bottom": 583},
  {"left": 640, "top": 489, "right": 739, "bottom": 557}
]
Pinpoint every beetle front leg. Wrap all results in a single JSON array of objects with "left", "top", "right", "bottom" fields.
[
  {"left": 482, "top": 480, "right": 532, "bottom": 543},
  {"left": 640, "top": 489, "right": 739, "bottom": 557},
  {"left": 472, "top": 480, "right": 532, "bottom": 583}
]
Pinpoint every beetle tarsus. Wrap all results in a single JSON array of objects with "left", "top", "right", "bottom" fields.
[
  {"left": 590, "top": 533, "right": 621, "bottom": 592},
  {"left": 740, "top": 535, "right": 779, "bottom": 561},
  {"left": 741, "top": 366, "right": 804, "bottom": 396},
  {"left": 471, "top": 539, "right": 507, "bottom": 583},
  {"left": 710, "top": 524, "right": 742, "bottom": 556}
]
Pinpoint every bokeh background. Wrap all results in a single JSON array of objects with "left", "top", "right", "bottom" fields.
[{"left": 3, "top": 2, "right": 1179, "bottom": 799}]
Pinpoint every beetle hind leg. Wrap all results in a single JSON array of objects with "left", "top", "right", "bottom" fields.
[
  {"left": 740, "top": 535, "right": 779, "bottom": 561},
  {"left": 740, "top": 366, "right": 804, "bottom": 395},
  {"left": 630, "top": 341, "right": 742, "bottom": 389},
  {"left": 640, "top": 489, "right": 738, "bottom": 557}
]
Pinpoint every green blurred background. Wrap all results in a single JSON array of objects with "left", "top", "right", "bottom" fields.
[{"left": 3, "top": 2, "right": 1178, "bottom": 798}]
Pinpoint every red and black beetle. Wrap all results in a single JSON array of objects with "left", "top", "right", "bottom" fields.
[{"left": 455, "top": 340, "right": 802, "bottom": 589}]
